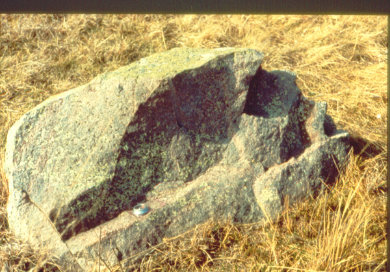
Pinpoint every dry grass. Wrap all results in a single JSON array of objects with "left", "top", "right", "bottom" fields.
[{"left": 0, "top": 15, "right": 387, "bottom": 271}]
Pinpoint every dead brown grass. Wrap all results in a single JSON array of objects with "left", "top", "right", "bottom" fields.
[{"left": 0, "top": 15, "right": 387, "bottom": 271}]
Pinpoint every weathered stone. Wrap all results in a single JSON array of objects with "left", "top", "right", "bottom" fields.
[{"left": 4, "top": 47, "right": 350, "bottom": 270}]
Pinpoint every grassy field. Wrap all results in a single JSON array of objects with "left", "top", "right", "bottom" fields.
[{"left": 0, "top": 15, "right": 387, "bottom": 271}]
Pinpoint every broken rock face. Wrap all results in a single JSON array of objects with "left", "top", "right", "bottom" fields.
[{"left": 4, "top": 47, "right": 350, "bottom": 270}]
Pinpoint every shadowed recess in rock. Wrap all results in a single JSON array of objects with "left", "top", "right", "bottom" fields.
[
  {"left": 49, "top": 66, "right": 240, "bottom": 240},
  {"left": 244, "top": 68, "right": 313, "bottom": 164}
]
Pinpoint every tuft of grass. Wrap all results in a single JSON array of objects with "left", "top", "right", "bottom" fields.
[{"left": 0, "top": 15, "right": 387, "bottom": 271}]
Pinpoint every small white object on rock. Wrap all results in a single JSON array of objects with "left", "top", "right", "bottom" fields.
[{"left": 133, "top": 203, "right": 149, "bottom": 216}]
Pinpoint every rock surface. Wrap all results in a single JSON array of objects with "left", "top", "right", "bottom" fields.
[{"left": 4, "top": 47, "right": 350, "bottom": 270}]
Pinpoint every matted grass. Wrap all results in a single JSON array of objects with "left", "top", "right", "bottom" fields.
[{"left": 0, "top": 15, "right": 387, "bottom": 271}]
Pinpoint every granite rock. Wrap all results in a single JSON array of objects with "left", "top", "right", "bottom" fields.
[{"left": 4, "top": 47, "right": 350, "bottom": 270}]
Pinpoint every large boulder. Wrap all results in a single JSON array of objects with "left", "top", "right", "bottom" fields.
[{"left": 4, "top": 47, "right": 350, "bottom": 270}]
